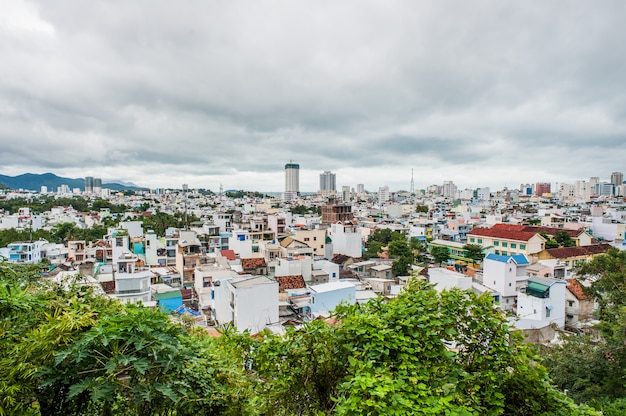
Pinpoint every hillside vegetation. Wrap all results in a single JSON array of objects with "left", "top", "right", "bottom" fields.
[{"left": 0, "top": 262, "right": 597, "bottom": 415}]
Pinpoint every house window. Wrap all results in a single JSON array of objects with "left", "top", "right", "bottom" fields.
[
  {"left": 510, "top": 243, "right": 517, "bottom": 249},
  {"left": 313, "top": 237, "right": 317, "bottom": 241},
  {"left": 477, "top": 239, "right": 482, "bottom": 244},
  {"left": 520, "top": 244, "right": 526, "bottom": 250},
  {"left": 494, "top": 241, "right": 500, "bottom": 246},
  {"left": 470, "top": 237, "right": 475, "bottom": 243},
  {"left": 495, "top": 250, "right": 500, "bottom": 255},
  {"left": 546, "top": 307, "right": 551, "bottom": 318},
  {"left": 568, "top": 300, "right": 574, "bottom": 307},
  {"left": 509, "top": 283, "right": 512, "bottom": 287},
  {"left": 304, "top": 237, "right": 310, "bottom": 241},
  {"left": 502, "top": 242, "right": 508, "bottom": 248}
]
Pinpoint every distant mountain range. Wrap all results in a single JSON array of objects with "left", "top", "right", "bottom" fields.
[{"left": 0, "top": 173, "right": 146, "bottom": 192}]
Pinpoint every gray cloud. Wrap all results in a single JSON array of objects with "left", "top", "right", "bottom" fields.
[{"left": 1, "top": 0, "right": 625, "bottom": 191}]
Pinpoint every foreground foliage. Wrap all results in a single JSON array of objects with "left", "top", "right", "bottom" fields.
[
  {"left": 540, "top": 248, "right": 626, "bottom": 411},
  {"left": 1, "top": 262, "right": 597, "bottom": 415}
]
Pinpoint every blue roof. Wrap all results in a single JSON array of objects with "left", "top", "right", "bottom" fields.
[{"left": 485, "top": 253, "right": 529, "bottom": 265}]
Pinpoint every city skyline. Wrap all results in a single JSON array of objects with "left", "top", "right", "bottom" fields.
[{"left": 1, "top": 1, "right": 626, "bottom": 191}]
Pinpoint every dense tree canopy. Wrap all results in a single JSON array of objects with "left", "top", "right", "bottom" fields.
[
  {"left": 0, "top": 262, "right": 598, "bottom": 415},
  {"left": 431, "top": 245, "right": 451, "bottom": 266},
  {"left": 540, "top": 248, "right": 626, "bottom": 413},
  {"left": 462, "top": 243, "right": 484, "bottom": 265}
]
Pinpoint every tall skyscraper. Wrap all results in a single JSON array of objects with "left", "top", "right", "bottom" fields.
[
  {"left": 611, "top": 171, "right": 624, "bottom": 187},
  {"left": 85, "top": 176, "right": 94, "bottom": 193},
  {"left": 284, "top": 161, "right": 300, "bottom": 201},
  {"left": 442, "top": 180, "right": 457, "bottom": 198},
  {"left": 319, "top": 171, "right": 336, "bottom": 192},
  {"left": 93, "top": 178, "right": 102, "bottom": 195}
]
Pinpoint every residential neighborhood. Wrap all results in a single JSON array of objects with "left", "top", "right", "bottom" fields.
[{"left": 1, "top": 170, "right": 624, "bottom": 342}]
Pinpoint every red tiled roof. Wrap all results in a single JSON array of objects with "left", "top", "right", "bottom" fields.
[
  {"left": 275, "top": 275, "right": 306, "bottom": 292},
  {"left": 241, "top": 258, "right": 267, "bottom": 269},
  {"left": 566, "top": 279, "right": 590, "bottom": 300},
  {"left": 100, "top": 280, "right": 115, "bottom": 294},
  {"left": 545, "top": 243, "right": 612, "bottom": 259},
  {"left": 523, "top": 226, "right": 584, "bottom": 238},
  {"left": 220, "top": 250, "right": 236, "bottom": 260},
  {"left": 469, "top": 227, "right": 539, "bottom": 242}
]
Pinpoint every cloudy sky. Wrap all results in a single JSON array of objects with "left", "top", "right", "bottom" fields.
[{"left": 1, "top": 1, "right": 625, "bottom": 192}]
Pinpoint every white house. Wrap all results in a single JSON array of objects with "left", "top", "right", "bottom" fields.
[
  {"left": 275, "top": 256, "right": 313, "bottom": 281},
  {"left": 328, "top": 220, "right": 362, "bottom": 258},
  {"left": 213, "top": 275, "right": 279, "bottom": 334},
  {"left": 313, "top": 259, "right": 340, "bottom": 282},
  {"left": 7, "top": 240, "right": 46, "bottom": 264},
  {"left": 228, "top": 229, "right": 253, "bottom": 258},
  {"left": 515, "top": 276, "right": 567, "bottom": 329},
  {"left": 428, "top": 267, "right": 472, "bottom": 292},
  {"left": 483, "top": 253, "right": 530, "bottom": 311},
  {"left": 309, "top": 281, "right": 356, "bottom": 315}
]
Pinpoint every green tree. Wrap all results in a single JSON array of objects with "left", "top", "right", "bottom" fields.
[
  {"left": 540, "top": 248, "right": 626, "bottom": 410},
  {"left": 554, "top": 231, "right": 576, "bottom": 247},
  {"left": 387, "top": 239, "right": 411, "bottom": 259},
  {"left": 363, "top": 241, "right": 383, "bottom": 259},
  {"left": 463, "top": 243, "right": 484, "bottom": 265},
  {"left": 392, "top": 255, "right": 413, "bottom": 276},
  {"left": 431, "top": 246, "right": 450, "bottom": 266},
  {"left": 332, "top": 280, "right": 597, "bottom": 415}
]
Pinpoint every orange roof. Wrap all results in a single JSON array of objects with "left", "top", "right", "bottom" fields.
[
  {"left": 275, "top": 275, "right": 306, "bottom": 292},
  {"left": 566, "top": 279, "right": 590, "bottom": 300},
  {"left": 220, "top": 249, "right": 236, "bottom": 260},
  {"left": 241, "top": 257, "right": 267, "bottom": 269}
]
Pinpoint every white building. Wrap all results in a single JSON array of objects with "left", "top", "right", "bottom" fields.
[
  {"left": 328, "top": 220, "right": 362, "bottom": 258},
  {"left": 378, "top": 186, "right": 390, "bottom": 205},
  {"left": 516, "top": 276, "right": 567, "bottom": 329},
  {"left": 310, "top": 281, "right": 356, "bottom": 315},
  {"left": 482, "top": 254, "right": 530, "bottom": 311},
  {"left": 7, "top": 240, "right": 46, "bottom": 264},
  {"left": 284, "top": 162, "right": 300, "bottom": 201},
  {"left": 428, "top": 267, "right": 472, "bottom": 292},
  {"left": 213, "top": 275, "right": 279, "bottom": 334},
  {"left": 228, "top": 229, "right": 253, "bottom": 258}
]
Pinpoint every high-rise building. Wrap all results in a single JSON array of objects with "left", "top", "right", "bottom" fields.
[
  {"left": 535, "top": 182, "right": 551, "bottom": 197},
  {"left": 319, "top": 171, "right": 336, "bottom": 192},
  {"left": 85, "top": 176, "right": 94, "bottom": 193},
  {"left": 94, "top": 178, "right": 102, "bottom": 195},
  {"left": 341, "top": 186, "right": 351, "bottom": 202},
  {"left": 611, "top": 171, "right": 624, "bottom": 188},
  {"left": 356, "top": 184, "right": 365, "bottom": 196},
  {"left": 378, "top": 186, "right": 390, "bottom": 205},
  {"left": 442, "top": 181, "right": 457, "bottom": 198},
  {"left": 284, "top": 161, "right": 300, "bottom": 201}
]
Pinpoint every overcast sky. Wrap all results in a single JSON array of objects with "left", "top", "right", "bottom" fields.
[{"left": 1, "top": 1, "right": 625, "bottom": 192}]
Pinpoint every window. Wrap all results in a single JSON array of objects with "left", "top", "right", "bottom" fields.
[
  {"left": 495, "top": 250, "right": 500, "bottom": 255},
  {"left": 510, "top": 243, "right": 517, "bottom": 249},
  {"left": 470, "top": 237, "right": 475, "bottom": 243},
  {"left": 520, "top": 244, "right": 526, "bottom": 250},
  {"left": 304, "top": 237, "right": 310, "bottom": 241},
  {"left": 568, "top": 300, "right": 574, "bottom": 307},
  {"left": 502, "top": 242, "right": 508, "bottom": 248},
  {"left": 477, "top": 239, "right": 482, "bottom": 244},
  {"left": 313, "top": 237, "right": 317, "bottom": 241},
  {"left": 546, "top": 307, "right": 551, "bottom": 318},
  {"left": 494, "top": 241, "right": 500, "bottom": 246},
  {"left": 509, "top": 282, "right": 512, "bottom": 287}
]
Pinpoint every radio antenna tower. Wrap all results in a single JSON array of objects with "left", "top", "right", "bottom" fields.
[{"left": 410, "top": 169, "right": 415, "bottom": 194}]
